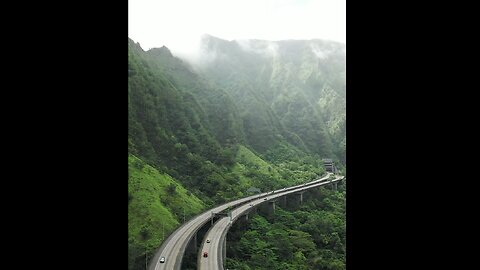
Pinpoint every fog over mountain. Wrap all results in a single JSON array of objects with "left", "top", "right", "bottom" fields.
[
  {"left": 188, "top": 34, "right": 346, "bottom": 162},
  {"left": 128, "top": 33, "right": 346, "bottom": 270}
]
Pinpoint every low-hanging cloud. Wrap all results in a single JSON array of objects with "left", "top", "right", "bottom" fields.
[
  {"left": 236, "top": 39, "right": 279, "bottom": 58},
  {"left": 310, "top": 43, "right": 328, "bottom": 59},
  {"left": 129, "top": 0, "right": 345, "bottom": 58}
]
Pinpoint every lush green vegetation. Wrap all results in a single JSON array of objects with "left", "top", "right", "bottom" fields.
[
  {"left": 129, "top": 38, "right": 238, "bottom": 206},
  {"left": 128, "top": 154, "right": 205, "bottom": 270},
  {"left": 194, "top": 35, "right": 346, "bottom": 163},
  {"left": 128, "top": 35, "right": 346, "bottom": 270},
  {"left": 128, "top": 37, "right": 337, "bottom": 205},
  {"left": 226, "top": 185, "right": 346, "bottom": 270}
]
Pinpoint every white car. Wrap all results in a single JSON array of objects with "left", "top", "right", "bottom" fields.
[
  {"left": 160, "top": 257, "right": 165, "bottom": 263},
  {"left": 206, "top": 239, "right": 211, "bottom": 243}
]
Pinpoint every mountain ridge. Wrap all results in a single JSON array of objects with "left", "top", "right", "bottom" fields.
[{"left": 128, "top": 35, "right": 345, "bottom": 270}]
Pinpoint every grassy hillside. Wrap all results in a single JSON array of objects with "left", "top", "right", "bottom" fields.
[
  {"left": 129, "top": 37, "right": 335, "bottom": 204},
  {"left": 232, "top": 145, "right": 286, "bottom": 192},
  {"left": 128, "top": 35, "right": 343, "bottom": 270},
  {"left": 230, "top": 144, "right": 327, "bottom": 196},
  {"left": 128, "top": 154, "right": 205, "bottom": 270}
]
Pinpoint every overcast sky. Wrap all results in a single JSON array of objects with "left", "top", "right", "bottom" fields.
[{"left": 129, "top": 0, "right": 345, "bottom": 54}]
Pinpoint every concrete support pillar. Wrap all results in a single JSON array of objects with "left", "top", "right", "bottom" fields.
[
  {"left": 334, "top": 182, "right": 338, "bottom": 191},
  {"left": 187, "top": 231, "right": 198, "bottom": 253},
  {"left": 222, "top": 235, "right": 227, "bottom": 263},
  {"left": 295, "top": 192, "right": 304, "bottom": 204},
  {"left": 268, "top": 201, "right": 276, "bottom": 214},
  {"left": 288, "top": 192, "right": 304, "bottom": 209},
  {"left": 240, "top": 212, "right": 249, "bottom": 229},
  {"left": 279, "top": 196, "right": 287, "bottom": 208},
  {"left": 193, "top": 232, "right": 197, "bottom": 252}
]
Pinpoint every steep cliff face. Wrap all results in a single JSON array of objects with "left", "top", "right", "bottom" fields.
[
  {"left": 128, "top": 35, "right": 345, "bottom": 270},
  {"left": 191, "top": 35, "right": 346, "bottom": 162}
]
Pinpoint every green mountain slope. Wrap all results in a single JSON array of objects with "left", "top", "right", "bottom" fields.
[
  {"left": 145, "top": 45, "right": 246, "bottom": 147},
  {"left": 191, "top": 35, "right": 346, "bottom": 163},
  {"left": 232, "top": 145, "right": 286, "bottom": 193},
  {"left": 129, "top": 38, "right": 238, "bottom": 204},
  {"left": 128, "top": 35, "right": 345, "bottom": 270},
  {"left": 128, "top": 154, "right": 205, "bottom": 270},
  {"left": 129, "top": 37, "right": 333, "bottom": 204}
]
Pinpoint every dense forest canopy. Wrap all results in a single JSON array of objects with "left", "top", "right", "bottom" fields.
[
  {"left": 128, "top": 35, "right": 346, "bottom": 270},
  {"left": 227, "top": 185, "right": 346, "bottom": 270},
  {"left": 191, "top": 35, "right": 346, "bottom": 162}
]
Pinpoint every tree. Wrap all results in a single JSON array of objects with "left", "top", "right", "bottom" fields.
[{"left": 167, "top": 183, "right": 177, "bottom": 194}]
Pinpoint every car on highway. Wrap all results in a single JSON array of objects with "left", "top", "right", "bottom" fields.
[
  {"left": 160, "top": 257, "right": 165, "bottom": 263},
  {"left": 203, "top": 251, "right": 208, "bottom": 258},
  {"left": 264, "top": 197, "right": 268, "bottom": 200},
  {"left": 206, "top": 239, "right": 210, "bottom": 243}
]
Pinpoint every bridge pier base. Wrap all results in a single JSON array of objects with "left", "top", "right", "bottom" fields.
[
  {"left": 186, "top": 231, "right": 198, "bottom": 253},
  {"left": 279, "top": 196, "right": 287, "bottom": 208},
  {"left": 338, "top": 178, "right": 345, "bottom": 189},
  {"left": 294, "top": 192, "right": 304, "bottom": 205},
  {"left": 193, "top": 232, "right": 197, "bottom": 253},
  {"left": 268, "top": 201, "right": 276, "bottom": 214},
  {"left": 223, "top": 235, "right": 226, "bottom": 264}
]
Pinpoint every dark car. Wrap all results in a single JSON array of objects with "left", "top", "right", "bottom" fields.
[
  {"left": 160, "top": 257, "right": 165, "bottom": 263},
  {"left": 203, "top": 251, "right": 208, "bottom": 258}
]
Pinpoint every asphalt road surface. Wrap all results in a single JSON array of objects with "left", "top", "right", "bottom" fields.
[
  {"left": 198, "top": 174, "right": 345, "bottom": 270},
  {"left": 149, "top": 173, "right": 336, "bottom": 270}
]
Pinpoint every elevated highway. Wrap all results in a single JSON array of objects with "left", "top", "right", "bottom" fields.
[{"left": 148, "top": 173, "right": 337, "bottom": 270}]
